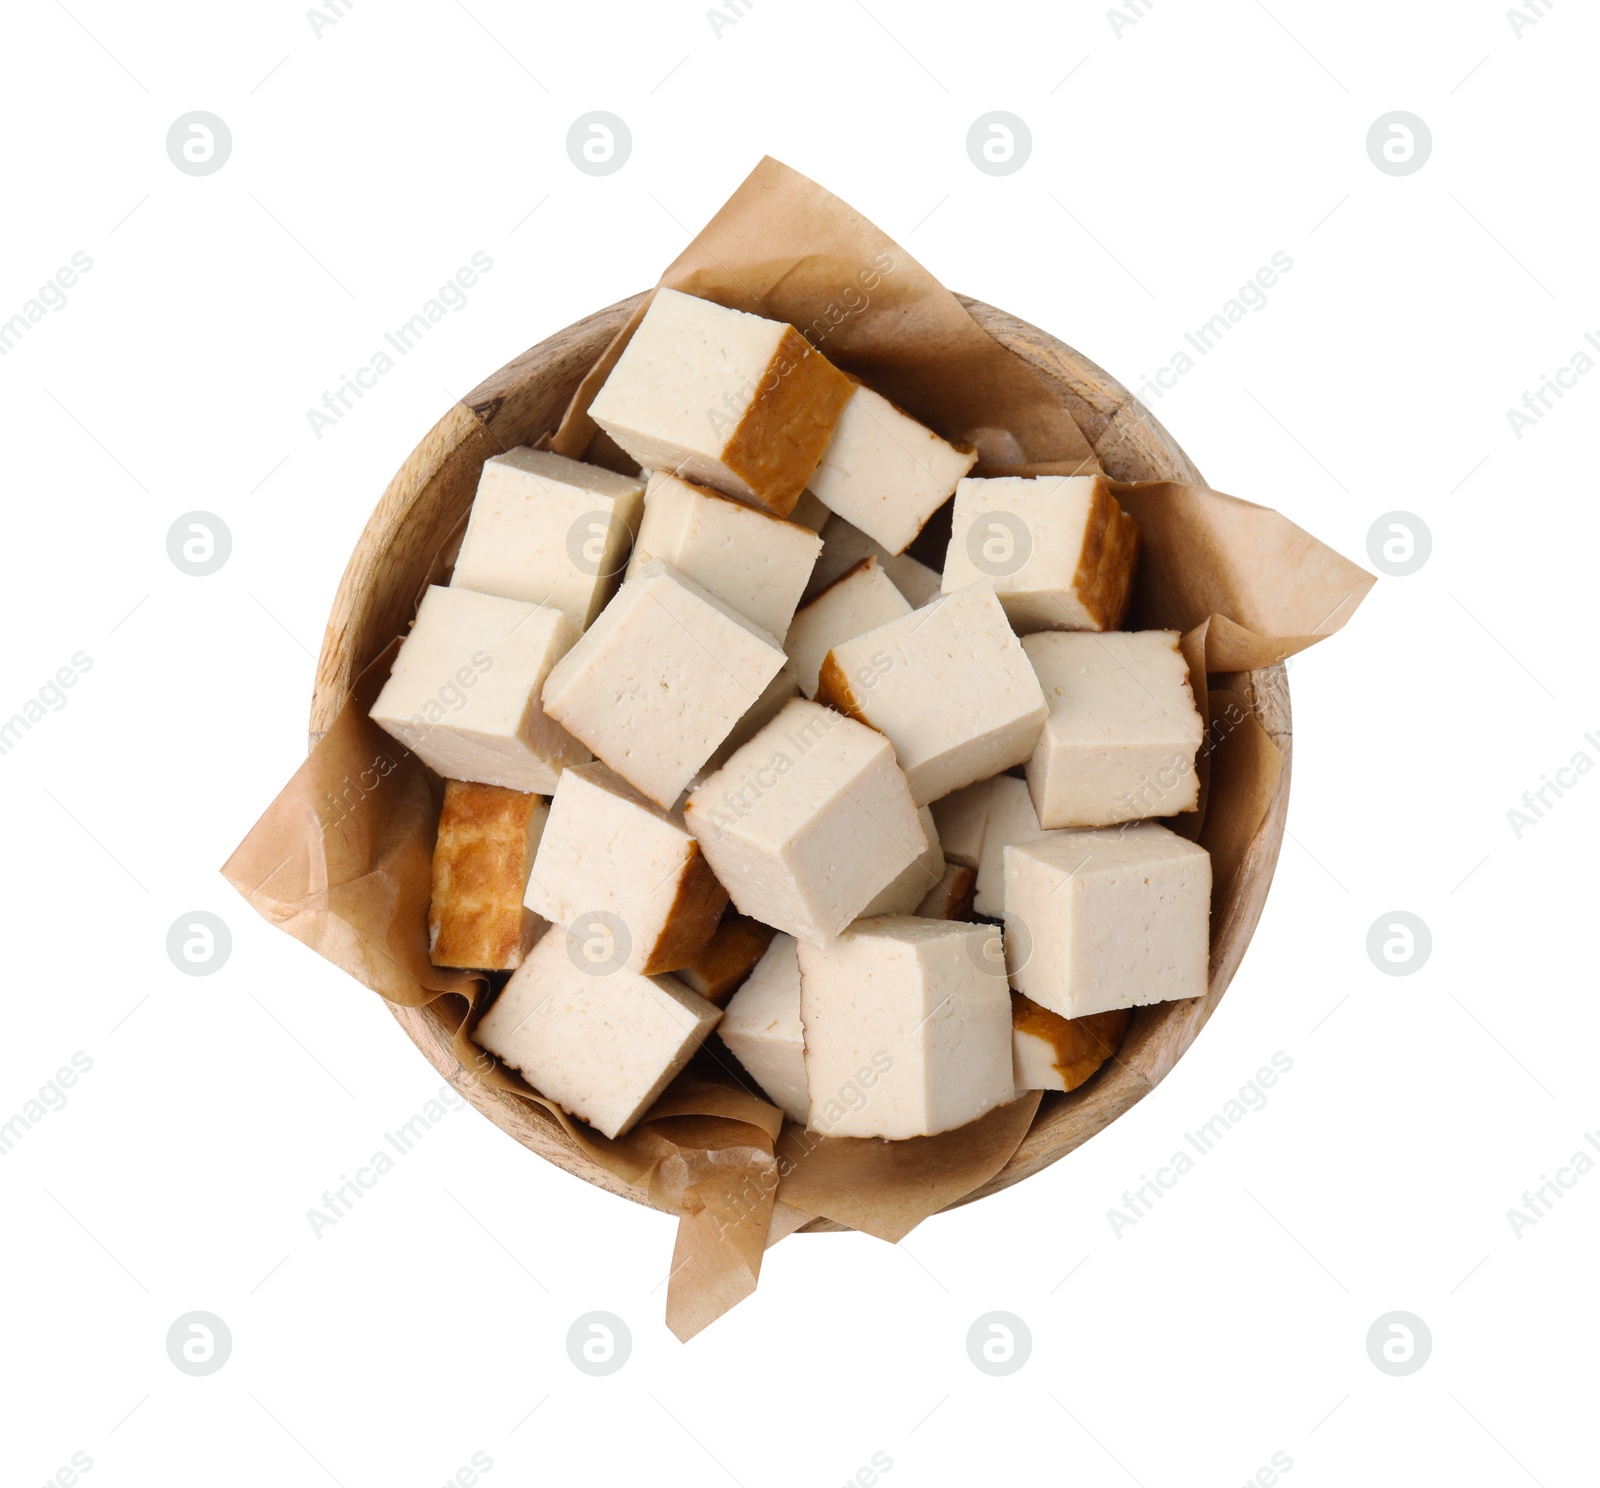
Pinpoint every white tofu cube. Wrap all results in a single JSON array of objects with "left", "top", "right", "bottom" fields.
[
  {"left": 370, "top": 585, "right": 588, "bottom": 793},
  {"left": 801, "top": 514, "right": 944, "bottom": 608},
  {"left": 784, "top": 557, "right": 911, "bottom": 697},
  {"left": 882, "top": 550, "right": 943, "bottom": 608},
  {"left": 1012, "top": 998, "right": 1130, "bottom": 1096},
  {"left": 473, "top": 932, "right": 720, "bottom": 1139},
  {"left": 685, "top": 698, "right": 925, "bottom": 946},
  {"left": 450, "top": 447, "right": 645, "bottom": 630},
  {"left": 797, "top": 917, "right": 1013, "bottom": 1139},
  {"left": 930, "top": 777, "right": 998, "bottom": 869},
  {"left": 698, "top": 666, "right": 802, "bottom": 780},
  {"left": 942, "top": 474, "right": 1140, "bottom": 633},
  {"left": 1024, "top": 630, "right": 1203, "bottom": 827},
  {"left": 524, "top": 762, "right": 728, "bottom": 976},
  {"left": 626, "top": 470, "right": 822, "bottom": 641},
  {"left": 801, "top": 513, "right": 885, "bottom": 602},
  {"left": 787, "top": 489, "right": 831, "bottom": 533},
  {"left": 718, "top": 933, "right": 807, "bottom": 1123},
  {"left": 859, "top": 806, "right": 944, "bottom": 917},
  {"left": 816, "top": 584, "right": 1047, "bottom": 806},
  {"left": 973, "top": 775, "right": 1052, "bottom": 918},
  {"left": 916, "top": 861, "right": 976, "bottom": 921},
  {"left": 588, "top": 288, "right": 854, "bottom": 517},
  {"left": 806, "top": 383, "right": 977, "bottom": 553},
  {"left": 1003, "top": 823, "right": 1211, "bottom": 1019},
  {"left": 541, "top": 559, "right": 787, "bottom": 809}
]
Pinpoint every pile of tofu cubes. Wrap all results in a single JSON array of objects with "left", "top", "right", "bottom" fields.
[{"left": 371, "top": 288, "right": 1211, "bottom": 1144}]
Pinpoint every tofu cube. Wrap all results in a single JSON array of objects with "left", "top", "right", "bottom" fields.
[
  {"left": 942, "top": 474, "right": 1140, "bottom": 633},
  {"left": 802, "top": 512, "right": 881, "bottom": 600},
  {"left": 787, "top": 489, "right": 831, "bottom": 533},
  {"left": 916, "top": 861, "right": 977, "bottom": 921},
  {"left": 1003, "top": 823, "right": 1211, "bottom": 1019},
  {"left": 784, "top": 557, "right": 911, "bottom": 697},
  {"left": 473, "top": 932, "right": 721, "bottom": 1139},
  {"left": 1024, "top": 630, "right": 1203, "bottom": 827},
  {"left": 541, "top": 559, "right": 787, "bottom": 808},
  {"left": 675, "top": 914, "right": 777, "bottom": 1007},
  {"left": 973, "top": 776, "right": 1052, "bottom": 918},
  {"left": 881, "top": 550, "right": 943, "bottom": 608},
  {"left": 806, "top": 383, "right": 977, "bottom": 553},
  {"left": 797, "top": 917, "right": 1013, "bottom": 1139},
  {"left": 859, "top": 806, "right": 944, "bottom": 917},
  {"left": 626, "top": 470, "right": 822, "bottom": 640},
  {"left": 718, "top": 933, "right": 807, "bottom": 1122},
  {"left": 699, "top": 666, "right": 802, "bottom": 781},
  {"left": 428, "top": 781, "right": 549, "bottom": 970},
  {"left": 1011, "top": 998, "right": 1130, "bottom": 1095},
  {"left": 524, "top": 762, "right": 728, "bottom": 976},
  {"left": 370, "top": 585, "right": 588, "bottom": 793},
  {"left": 930, "top": 777, "right": 998, "bottom": 869},
  {"left": 801, "top": 514, "right": 944, "bottom": 607},
  {"left": 450, "top": 447, "right": 645, "bottom": 630},
  {"left": 816, "top": 584, "right": 1047, "bottom": 806},
  {"left": 685, "top": 698, "right": 925, "bottom": 946},
  {"left": 588, "top": 288, "right": 855, "bottom": 517}
]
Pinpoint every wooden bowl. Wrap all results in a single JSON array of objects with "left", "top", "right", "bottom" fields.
[{"left": 309, "top": 293, "right": 1292, "bottom": 1229}]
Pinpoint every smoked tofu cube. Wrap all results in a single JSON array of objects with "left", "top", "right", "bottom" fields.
[
  {"left": 524, "top": 762, "right": 728, "bottom": 976},
  {"left": 973, "top": 775, "right": 1052, "bottom": 918},
  {"left": 859, "top": 806, "right": 944, "bottom": 917},
  {"left": 675, "top": 914, "right": 777, "bottom": 1007},
  {"left": 784, "top": 557, "right": 911, "bottom": 697},
  {"left": 1024, "top": 630, "right": 1203, "bottom": 827},
  {"left": 916, "top": 861, "right": 977, "bottom": 921},
  {"left": 930, "top": 777, "right": 999, "bottom": 869},
  {"left": 1011, "top": 998, "right": 1130, "bottom": 1096},
  {"left": 815, "top": 584, "right": 1047, "bottom": 806},
  {"left": 801, "top": 514, "right": 944, "bottom": 607},
  {"left": 370, "top": 585, "right": 588, "bottom": 793},
  {"left": 806, "top": 383, "right": 977, "bottom": 554},
  {"left": 626, "top": 471, "right": 822, "bottom": 640},
  {"left": 541, "top": 559, "right": 787, "bottom": 809},
  {"left": 428, "top": 781, "right": 549, "bottom": 970},
  {"left": 942, "top": 474, "right": 1139, "bottom": 633},
  {"left": 1003, "top": 823, "right": 1211, "bottom": 1020},
  {"left": 797, "top": 917, "right": 1013, "bottom": 1139},
  {"left": 588, "top": 288, "right": 854, "bottom": 517},
  {"left": 450, "top": 448, "right": 645, "bottom": 630},
  {"left": 718, "top": 933, "right": 807, "bottom": 1122},
  {"left": 685, "top": 698, "right": 926, "bottom": 946},
  {"left": 473, "top": 931, "right": 720, "bottom": 1140}
]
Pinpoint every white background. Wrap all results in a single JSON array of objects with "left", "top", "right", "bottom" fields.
[{"left": 2, "top": 1, "right": 1594, "bottom": 1484}]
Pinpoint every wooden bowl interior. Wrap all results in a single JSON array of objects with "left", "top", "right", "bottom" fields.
[{"left": 309, "top": 293, "right": 1292, "bottom": 1224}]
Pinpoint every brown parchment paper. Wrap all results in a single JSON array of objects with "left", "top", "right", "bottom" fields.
[{"left": 223, "top": 157, "right": 1373, "bottom": 1341}]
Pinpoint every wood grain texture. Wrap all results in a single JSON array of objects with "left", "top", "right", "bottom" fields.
[{"left": 309, "top": 292, "right": 1292, "bottom": 1227}]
